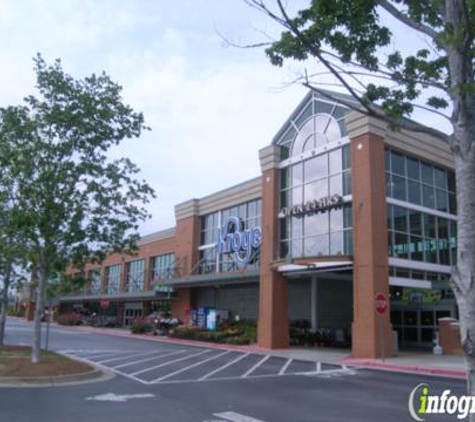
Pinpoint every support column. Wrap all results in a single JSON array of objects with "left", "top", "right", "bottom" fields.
[
  {"left": 257, "top": 145, "right": 289, "bottom": 349},
  {"left": 174, "top": 200, "right": 201, "bottom": 277},
  {"left": 311, "top": 276, "right": 318, "bottom": 332},
  {"left": 171, "top": 288, "right": 193, "bottom": 325},
  {"left": 350, "top": 132, "right": 393, "bottom": 358}
]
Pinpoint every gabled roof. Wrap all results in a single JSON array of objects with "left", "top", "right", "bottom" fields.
[{"left": 271, "top": 89, "right": 358, "bottom": 146}]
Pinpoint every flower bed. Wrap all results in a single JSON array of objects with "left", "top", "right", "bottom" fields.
[
  {"left": 57, "top": 313, "right": 83, "bottom": 326},
  {"left": 130, "top": 318, "right": 153, "bottom": 334},
  {"left": 169, "top": 320, "right": 257, "bottom": 345}
]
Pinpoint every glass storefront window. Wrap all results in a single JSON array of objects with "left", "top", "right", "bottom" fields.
[
  {"left": 152, "top": 253, "right": 175, "bottom": 280},
  {"left": 277, "top": 103, "right": 351, "bottom": 259},
  {"left": 407, "top": 157, "right": 420, "bottom": 179},
  {"left": 200, "top": 198, "right": 262, "bottom": 273},
  {"left": 391, "top": 152, "right": 406, "bottom": 176},
  {"left": 88, "top": 269, "right": 101, "bottom": 294},
  {"left": 386, "top": 149, "right": 456, "bottom": 215},
  {"left": 126, "top": 259, "right": 145, "bottom": 293},
  {"left": 407, "top": 180, "right": 421, "bottom": 204},
  {"left": 392, "top": 175, "right": 407, "bottom": 200},
  {"left": 105, "top": 264, "right": 121, "bottom": 295},
  {"left": 388, "top": 203, "right": 456, "bottom": 266},
  {"left": 421, "top": 163, "right": 434, "bottom": 185}
]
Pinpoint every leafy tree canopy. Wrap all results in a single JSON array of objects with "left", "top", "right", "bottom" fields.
[
  {"left": 248, "top": 0, "right": 475, "bottom": 141},
  {"left": 0, "top": 54, "right": 155, "bottom": 276}
]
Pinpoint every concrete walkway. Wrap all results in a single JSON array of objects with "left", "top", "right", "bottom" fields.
[{"left": 64, "top": 323, "right": 468, "bottom": 380}]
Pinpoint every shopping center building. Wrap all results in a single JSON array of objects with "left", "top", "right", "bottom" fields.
[{"left": 58, "top": 90, "right": 457, "bottom": 358}]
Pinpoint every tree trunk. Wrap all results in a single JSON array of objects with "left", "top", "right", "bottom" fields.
[
  {"left": 31, "top": 266, "right": 47, "bottom": 363},
  {"left": 452, "top": 143, "right": 475, "bottom": 420},
  {"left": 0, "top": 261, "right": 12, "bottom": 346}
]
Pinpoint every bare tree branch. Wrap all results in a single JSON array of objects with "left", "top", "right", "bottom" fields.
[
  {"left": 377, "top": 0, "right": 440, "bottom": 42},
  {"left": 274, "top": 0, "right": 377, "bottom": 116},
  {"left": 302, "top": 81, "right": 449, "bottom": 140},
  {"left": 245, "top": 0, "right": 450, "bottom": 140}
]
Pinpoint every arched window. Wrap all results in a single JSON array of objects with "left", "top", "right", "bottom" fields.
[{"left": 291, "top": 113, "right": 341, "bottom": 156}]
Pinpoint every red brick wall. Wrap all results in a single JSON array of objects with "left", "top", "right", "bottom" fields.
[
  {"left": 258, "top": 167, "right": 289, "bottom": 349},
  {"left": 80, "top": 235, "right": 177, "bottom": 293},
  {"left": 439, "top": 318, "right": 463, "bottom": 356},
  {"left": 350, "top": 133, "right": 393, "bottom": 358}
]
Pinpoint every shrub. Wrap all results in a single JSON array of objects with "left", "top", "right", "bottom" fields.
[
  {"left": 130, "top": 318, "right": 152, "bottom": 334},
  {"left": 169, "top": 320, "right": 257, "bottom": 345},
  {"left": 57, "top": 313, "right": 82, "bottom": 326}
]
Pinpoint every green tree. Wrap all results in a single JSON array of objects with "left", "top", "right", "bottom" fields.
[
  {"left": 0, "top": 55, "right": 155, "bottom": 363},
  {"left": 0, "top": 131, "right": 27, "bottom": 346},
  {"left": 248, "top": 0, "right": 475, "bottom": 398}
]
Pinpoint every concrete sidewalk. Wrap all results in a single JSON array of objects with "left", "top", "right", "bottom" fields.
[{"left": 61, "top": 322, "right": 468, "bottom": 380}]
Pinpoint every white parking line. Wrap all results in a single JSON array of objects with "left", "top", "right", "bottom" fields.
[
  {"left": 96, "top": 350, "right": 163, "bottom": 364},
  {"left": 151, "top": 350, "right": 232, "bottom": 383},
  {"left": 316, "top": 362, "right": 321, "bottom": 373},
  {"left": 278, "top": 358, "right": 293, "bottom": 375},
  {"left": 199, "top": 352, "right": 250, "bottom": 381},
  {"left": 213, "top": 411, "right": 265, "bottom": 422},
  {"left": 130, "top": 349, "right": 212, "bottom": 376},
  {"left": 241, "top": 355, "right": 270, "bottom": 378},
  {"left": 75, "top": 351, "right": 125, "bottom": 360},
  {"left": 112, "top": 349, "right": 187, "bottom": 369}
]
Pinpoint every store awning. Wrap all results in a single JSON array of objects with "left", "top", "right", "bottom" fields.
[
  {"left": 159, "top": 269, "right": 260, "bottom": 289},
  {"left": 276, "top": 260, "right": 353, "bottom": 275},
  {"left": 59, "top": 291, "right": 157, "bottom": 303}
]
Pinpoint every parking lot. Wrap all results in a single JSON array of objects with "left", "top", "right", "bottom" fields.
[
  {"left": 3, "top": 319, "right": 467, "bottom": 422},
  {"left": 61, "top": 344, "right": 353, "bottom": 385}
]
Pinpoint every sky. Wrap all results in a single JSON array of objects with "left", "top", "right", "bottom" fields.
[{"left": 0, "top": 0, "right": 451, "bottom": 236}]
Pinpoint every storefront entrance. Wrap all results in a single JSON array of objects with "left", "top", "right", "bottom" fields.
[
  {"left": 124, "top": 302, "right": 143, "bottom": 326},
  {"left": 391, "top": 304, "right": 456, "bottom": 349}
]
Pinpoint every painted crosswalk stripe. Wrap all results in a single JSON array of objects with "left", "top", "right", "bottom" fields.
[
  {"left": 130, "top": 349, "right": 212, "bottom": 376},
  {"left": 96, "top": 350, "right": 163, "bottom": 364},
  {"left": 213, "top": 411, "right": 265, "bottom": 422},
  {"left": 77, "top": 351, "right": 124, "bottom": 360},
  {"left": 241, "top": 355, "right": 270, "bottom": 378},
  {"left": 152, "top": 350, "right": 232, "bottom": 383},
  {"left": 112, "top": 349, "right": 187, "bottom": 369},
  {"left": 278, "top": 358, "right": 293, "bottom": 375},
  {"left": 198, "top": 352, "right": 250, "bottom": 381}
]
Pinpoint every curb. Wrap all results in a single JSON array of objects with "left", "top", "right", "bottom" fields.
[
  {"left": 0, "top": 351, "right": 115, "bottom": 388},
  {"left": 339, "top": 358, "right": 467, "bottom": 379}
]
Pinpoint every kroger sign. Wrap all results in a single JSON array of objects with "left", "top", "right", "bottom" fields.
[{"left": 216, "top": 217, "right": 262, "bottom": 265}]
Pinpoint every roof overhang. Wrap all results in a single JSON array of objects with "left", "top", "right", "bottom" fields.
[
  {"left": 389, "top": 277, "right": 450, "bottom": 290},
  {"left": 59, "top": 291, "right": 157, "bottom": 303},
  {"left": 276, "top": 259, "right": 353, "bottom": 276},
  {"left": 158, "top": 269, "right": 260, "bottom": 289}
]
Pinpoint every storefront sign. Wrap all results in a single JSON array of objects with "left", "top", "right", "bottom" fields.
[
  {"left": 278, "top": 194, "right": 344, "bottom": 218},
  {"left": 155, "top": 285, "right": 174, "bottom": 294},
  {"left": 216, "top": 217, "right": 262, "bottom": 265},
  {"left": 402, "top": 288, "right": 442, "bottom": 306}
]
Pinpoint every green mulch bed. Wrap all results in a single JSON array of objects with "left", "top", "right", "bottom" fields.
[{"left": 0, "top": 345, "right": 94, "bottom": 378}]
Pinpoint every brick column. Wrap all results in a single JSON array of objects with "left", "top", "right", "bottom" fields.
[
  {"left": 172, "top": 288, "right": 193, "bottom": 325},
  {"left": 257, "top": 145, "right": 289, "bottom": 349},
  {"left": 143, "top": 259, "right": 151, "bottom": 292},
  {"left": 174, "top": 199, "right": 201, "bottom": 276},
  {"left": 100, "top": 266, "right": 107, "bottom": 294},
  {"left": 350, "top": 132, "right": 393, "bottom": 358}
]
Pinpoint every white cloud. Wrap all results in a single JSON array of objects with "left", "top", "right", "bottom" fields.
[{"left": 0, "top": 0, "right": 453, "bottom": 238}]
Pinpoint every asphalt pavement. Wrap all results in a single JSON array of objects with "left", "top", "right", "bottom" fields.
[{"left": 0, "top": 318, "right": 468, "bottom": 422}]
